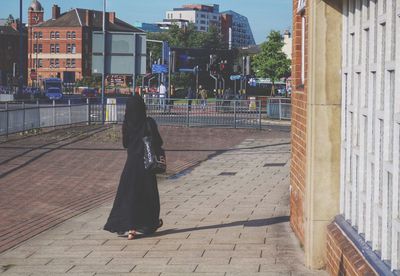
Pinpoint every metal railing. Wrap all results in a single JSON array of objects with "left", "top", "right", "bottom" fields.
[
  {"left": 266, "top": 97, "right": 291, "bottom": 120},
  {"left": 0, "top": 96, "right": 291, "bottom": 136},
  {"left": 89, "top": 98, "right": 263, "bottom": 129},
  {"left": 0, "top": 101, "right": 89, "bottom": 136}
]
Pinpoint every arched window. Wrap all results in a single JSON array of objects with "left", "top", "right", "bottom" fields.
[
  {"left": 71, "top": 31, "right": 76, "bottom": 39},
  {"left": 55, "top": 31, "right": 60, "bottom": 39}
]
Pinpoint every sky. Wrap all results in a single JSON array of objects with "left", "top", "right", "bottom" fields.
[{"left": 0, "top": 0, "right": 292, "bottom": 44}]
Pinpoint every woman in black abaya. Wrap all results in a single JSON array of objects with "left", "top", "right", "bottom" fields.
[{"left": 104, "top": 95, "right": 163, "bottom": 239}]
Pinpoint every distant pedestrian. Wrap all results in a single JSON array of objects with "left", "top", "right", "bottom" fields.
[
  {"left": 199, "top": 85, "right": 208, "bottom": 110},
  {"left": 104, "top": 95, "right": 163, "bottom": 239},
  {"left": 187, "top": 85, "right": 195, "bottom": 111},
  {"left": 159, "top": 82, "right": 167, "bottom": 110}
]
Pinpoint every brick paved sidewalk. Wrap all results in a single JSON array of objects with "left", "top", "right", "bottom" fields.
[
  {"left": 0, "top": 125, "right": 287, "bottom": 254},
  {"left": 0, "top": 136, "right": 326, "bottom": 276}
]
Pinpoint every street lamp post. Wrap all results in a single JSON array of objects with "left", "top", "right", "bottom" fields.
[
  {"left": 101, "top": 0, "right": 106, "bottom": 123},
  {"left": 147, "top": 39, "right": 167, "bottom": 93},
  {"left": 18, "top": 0, "right": 23, "bottom": 96}
]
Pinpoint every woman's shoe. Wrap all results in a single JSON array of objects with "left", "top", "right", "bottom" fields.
[{"left": 127, "top": 230, "right": 136, "bottom": 240}]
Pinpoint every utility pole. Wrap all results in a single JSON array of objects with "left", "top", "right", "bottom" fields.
[
  {"left": 168, "top": 51, "right": 171, "bottom": 97},
  {"left": 18, "top": 0, "right": 23, "bottom": 96},
  {"left": 101, "top": 0, "right": 106, "bottom": 123}
]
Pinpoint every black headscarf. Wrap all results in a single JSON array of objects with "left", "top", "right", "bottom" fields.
[{"left": 122, "top": 95, "right": 147, "bottom": 148}]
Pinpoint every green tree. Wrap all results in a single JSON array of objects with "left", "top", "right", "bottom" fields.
[
  {"left": 252, "top": 30, "right": 291, "bottom": 96},
  {"left": 146, "top": 24, "right": 225, "bottom": 88},
  {"left": 147, "top": 23, "right": 225, "bottom": 59}
]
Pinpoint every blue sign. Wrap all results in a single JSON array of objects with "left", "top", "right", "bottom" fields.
[
  {"left": 230, "top": 75, "right": 242, "bottom": 81},
  {"left": 178, "top": 66, "right": 198, "bottom": 73},
  {"left": 152, "top": 64, "right": 168, "bottom": 74}
]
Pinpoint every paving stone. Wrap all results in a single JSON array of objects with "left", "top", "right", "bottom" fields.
[
  {"left": 108, "top": 257, "right": 170, "bottom": 265},
  {"left": 132, "top": 264, "right": 196, "bottom": 273},
  {"left": 0, "top": 258, "right": 51, "bottom": 266},
  {"left": 169, "top": 257, "right": 230, "bottom": 265},
  {"left": 203, "top": 249, "right": 261, "bottom": 258},
  {"left": 69, "top": 264, "right": 135, "bottom": 273},
  {"left": 161, "top": 273, "right": 225, "bottom": 276},
  {"left": 47, "top": 256, "right": 112, "bottom": 265},
  {"left": 144, "top": 250, "right": 203, "bottom": 258},
  {"left": 4, "top": 264, "right": 73, "bottom": 273},
  {"left": 195, "top": 264, "right": 260, "bottom": 273}
]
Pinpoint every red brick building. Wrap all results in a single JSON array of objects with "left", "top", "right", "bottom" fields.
[
  {"left": 290, "top": 0, "right": 308, "bottom": 247},
  {"left": 27, "top": 0, "right": 143, "bottom": 87}
]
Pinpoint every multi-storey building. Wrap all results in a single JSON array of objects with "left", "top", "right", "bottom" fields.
[
  {"left": 163, "top": 4, "right": 255, "bottom": 48},
  {"left": 282, "top": 30, "right": 292, "bottom": 60},
  {"left": 27, "top": 0, "right": 143, "bottom": 86},
  {"left": 165, "top": 4, "right": 220, "bottom": 32},
  {"left": 220, "top": 10, "right": 255, "bottom": 48},
  {"left": 0, "top": 20, "right": 27, "bottom": 86}
]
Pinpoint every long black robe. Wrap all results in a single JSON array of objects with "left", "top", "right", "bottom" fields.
[{"left": 104, "top": 115, "right": 163, "bottom": 234}]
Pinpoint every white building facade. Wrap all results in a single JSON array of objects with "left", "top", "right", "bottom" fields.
[
  {"left": 165, "top": 4, "right": 220, "bottom": 32},
  {"left": 340, "top": 0, "right": 400, "bottom": 271}
]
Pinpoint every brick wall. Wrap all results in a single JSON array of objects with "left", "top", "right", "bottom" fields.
[
  {"left": 28, "top": 26, "right": 83, "bottom": 84},
  {"left": 290, "top": 0, "right": 308, "bottom": 245},
  {"left": 327, "top": 223, "right": 376, "bottom": 275}
]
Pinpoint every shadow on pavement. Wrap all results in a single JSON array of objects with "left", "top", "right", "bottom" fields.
[{"left": 130, "top": 216, "right": 290, "bottom": 239}]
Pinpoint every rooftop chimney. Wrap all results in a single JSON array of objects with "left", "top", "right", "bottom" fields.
[
  {"left": 52, "top": 5, "right": 60, "bottom": 20},
  {"left": 85, "top": 10, "right": 92, "bottom": 26},
  {"left": 108, "top": 12, "right": 115, "bottom": 24}
]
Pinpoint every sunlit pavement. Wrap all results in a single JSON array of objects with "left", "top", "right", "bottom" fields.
[{"left": 0, "top": 128, "right": 326, "bottom": 275}]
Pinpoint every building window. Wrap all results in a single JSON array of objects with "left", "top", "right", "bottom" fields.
[
  {"left": 200, "top": 26, "right": 206, "bottom": 31},
  {"left": 33, "top": 32, "right": 38, "bottom": 39},
  {"left": 34, "top": 44, "right": 42, "bottom": 53},
  {"left": 71, "top": 31, "right": 76, "bottom": 39},
  {"left": 71, "top": 59, "right": 76, "bottom": 68},
  {"left": 50, "top": 44, "right": 55, "bottom": 53},
  {"left": 38, "top": 59, "right": 43, "bottom": 68},
  {"left": 71, "top": 44, "right": 76, "bottom": 54},
  {"left": 55, "top": 59, "right": 59, "bottom": 68},
  {"left": 50, "top": 31, "right": 55, "bottom": 39},
  {"left": 50, "top": 59, "right": 54, "bottom": 67},
  {"left": 55, "top": 32, "right": 60, "bottom": 39},
  {"left": 67, "top": 32, "right": 71, "bottom": 39},
  {"left": 55, "top": 44, "right": 60, "bottom": 53},
  {"left": 67, "top": 44, "right": 71, "bottom": 53}
]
